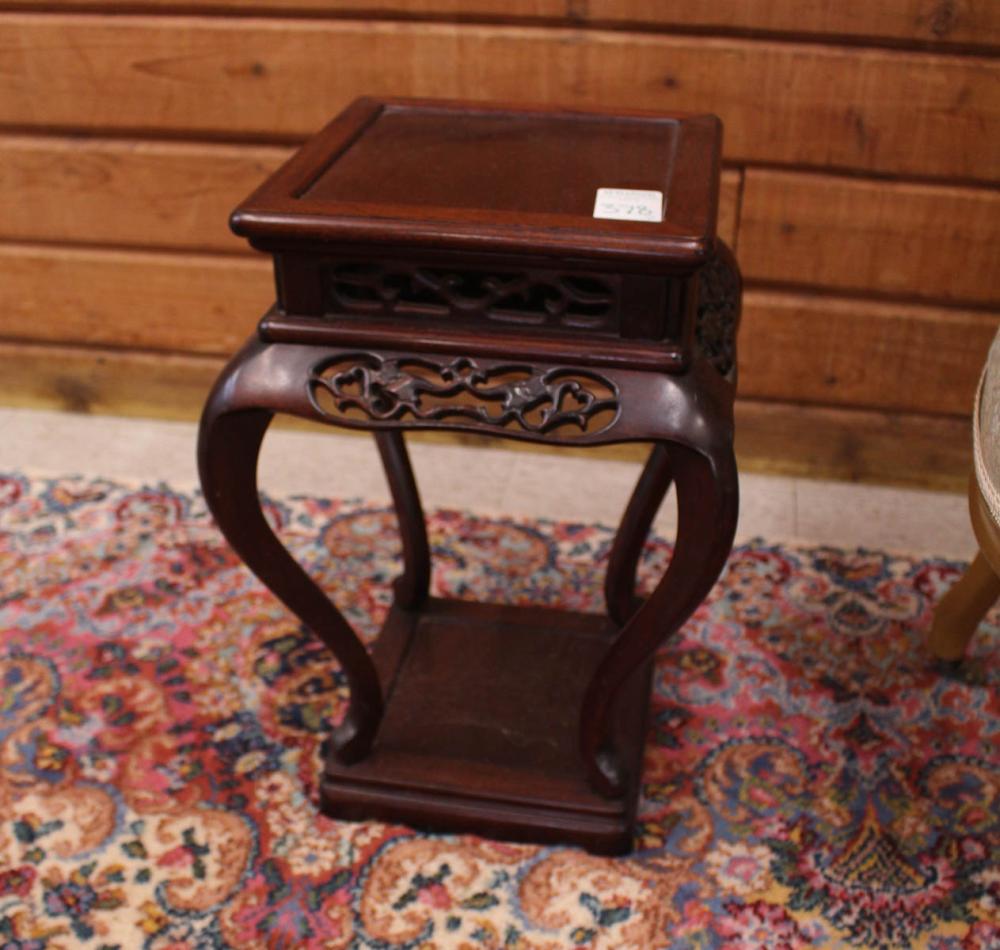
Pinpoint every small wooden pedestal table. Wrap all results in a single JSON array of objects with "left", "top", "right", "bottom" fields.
[{"left": 198, "top": 98, "right": 741, "bottom": 855}]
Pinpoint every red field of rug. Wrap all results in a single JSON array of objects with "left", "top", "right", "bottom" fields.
[{"left": 0, "top": 472, "right": 997, "bottom": 949}]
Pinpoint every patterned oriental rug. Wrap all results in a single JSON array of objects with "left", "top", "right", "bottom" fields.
[{"left": 0, "top": 472, "right": 997, "bottom": 950}]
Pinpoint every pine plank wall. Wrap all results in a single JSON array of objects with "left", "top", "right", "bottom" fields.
[{"left": 1, "top": 1, "right": 998, "bottom": 489}]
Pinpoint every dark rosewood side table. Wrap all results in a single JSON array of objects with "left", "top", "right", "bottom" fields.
[{"left": 198, "top": 97, "right": 741, "bottom": 855}]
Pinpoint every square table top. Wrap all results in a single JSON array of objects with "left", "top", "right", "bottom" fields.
[{"left": 231, "top": 97, "right": 722, "bottom": 270}]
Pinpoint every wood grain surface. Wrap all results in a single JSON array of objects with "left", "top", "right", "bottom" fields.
[
  {"left": 739, "top": 291, "right": 997, "bottom": 415},
  {"left": 1, "top": 15, "right": 997, "bottom": 180},
  {"left": 0, "top": 136, "right": 289, "bottom": 252},
  {"left": 7, "top": 1, "right": 998, "bottom": 49},
  {"left": 740, "top": 170, "right": 1000, "bottom": 306},
  {"left": 0, "top": 244, "right": 269, "bottom": 352},
  {"left": 732, "top": 399, "right": 971, "bottom": 492}
]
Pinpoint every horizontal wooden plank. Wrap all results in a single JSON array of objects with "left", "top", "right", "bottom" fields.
[
  {"left": 0, "top": 340, "right": 226, "bottom": 419},
  {"left": 0, "top": 137, "right": 740, "bottom": 252},
  {"left": 3, "top": 244, "right": 995, "bottom": 417},
  {"left": 1, "top": 16, "right": 997, "bottom": 180},
  {"left": 0, "top": 244, "right": 270, "bottom": 352},
  {"left": 740, "top": 170, "right": 1000, "bottom": 307},
  {"left": 739, "top": 290, "right": 998, "bottom": 415},
  {"left": 732, "top": 398, "right": 970, "bottom": 492},
  {"left": 0, "top": 339, "right": 971, "bottom": 489},
  {"left": 0, "top": 136, "right": 289, "bottom": 252},
  {"left": 8, "top": 1, "right": 998, "bottom": 49},
  {"left": 586, "top": 0, "right": 1000, "bottom": 48}
]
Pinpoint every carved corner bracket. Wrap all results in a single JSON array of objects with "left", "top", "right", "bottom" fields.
[{"left": 695, "top": 248, "right": 741, "bottom": 381}]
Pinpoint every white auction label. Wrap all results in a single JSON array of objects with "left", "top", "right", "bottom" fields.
[{"left": 592, "top": 187, "right": 664, "bottom": 223}]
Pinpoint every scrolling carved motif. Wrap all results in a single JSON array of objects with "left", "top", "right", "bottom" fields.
[{"left": 309, "top": 353, "right": 620, "bottom": 438}]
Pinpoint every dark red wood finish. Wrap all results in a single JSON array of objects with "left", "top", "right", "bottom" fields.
[
  {"left": 198, "top": 98, "right": 741, "bottom": 854},
  {"left": 231, "top": 96, "right": 721, "bottom": 268}
]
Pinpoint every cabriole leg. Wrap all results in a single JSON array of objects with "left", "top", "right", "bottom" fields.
[
  {"left": 198, "top": 398, "right": 383, "bottom": 764},
  {"left": 374, "top": 431, "right": 431, "bottom": 609},
  {"left": 604, "top": 444, "right": 674, "bottom": 625},
  {"left": 582, "top": 439, "right": 738, "bottom": 797}
]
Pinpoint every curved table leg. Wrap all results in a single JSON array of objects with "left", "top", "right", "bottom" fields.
[
  {"left": 198, "top": 397, "right": 383, "bottom": 765},
  {"left": 604, "top": 444, "right": 674, "bottom": 626},
  {"left": 928, "top": 551, "right": 1000, "bottom": 660},
  {"left": 375, "top": 431, "right": 431, "bottom": 609},
  {"left": 582, "top": 439, "right": 738, "bottom": 797}
]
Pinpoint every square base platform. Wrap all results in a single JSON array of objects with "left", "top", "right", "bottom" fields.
[{"left": 320, "top": 597, "right": 651, "bottom": 854}]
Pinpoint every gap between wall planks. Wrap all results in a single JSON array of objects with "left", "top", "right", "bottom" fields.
[
  {"left": 0, "top": 339, "right": 973, "bottom": 494},
  {"left": 5, "top": 0, "right": 1000, "bottom": 51},
  {"left": 1, "top": 243, "right": 996, "bottom": 418},
  {"left": 1, "top": 15, "right": 998, "bottom": 181}
]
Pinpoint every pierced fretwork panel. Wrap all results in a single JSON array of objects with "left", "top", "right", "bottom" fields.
[
  {"left": 325, "top": 261, "right": 620, "bottom": 333},
  {"left": 309, "top": 353, "right": 620, "bottom": 438}
]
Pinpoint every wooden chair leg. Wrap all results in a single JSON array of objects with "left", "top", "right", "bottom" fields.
[{"left": 928, "top": 551, "right": 1000, "bottom": 660}]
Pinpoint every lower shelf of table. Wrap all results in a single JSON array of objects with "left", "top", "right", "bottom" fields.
[{"left": 320, "top": 596, "right": 650, "bottom": 854}]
